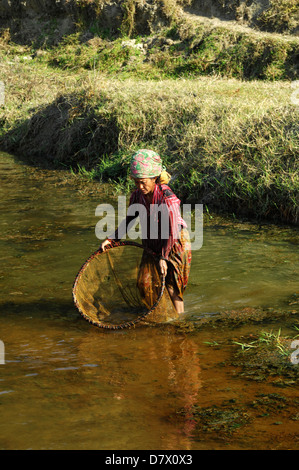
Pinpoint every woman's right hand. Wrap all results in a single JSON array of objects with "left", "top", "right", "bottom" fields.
[
  {"left": 100, "top": 239, "right": 112, "bottom": 251},
  {"left": 159, "top": 259, "right": 168, "bottom": 277}
]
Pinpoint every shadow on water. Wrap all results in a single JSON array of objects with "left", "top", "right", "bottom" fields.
[{"left": 0, "top": 299, "right": 80, "bottom": 324}]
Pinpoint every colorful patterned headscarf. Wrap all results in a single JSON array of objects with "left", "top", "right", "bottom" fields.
[{"left": 130, "top": 149, "right": 163, "bottom": 179}]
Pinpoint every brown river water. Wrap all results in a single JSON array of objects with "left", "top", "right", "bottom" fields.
[{"left": 0, "top": 152, "right": 298, "bottom": 450}]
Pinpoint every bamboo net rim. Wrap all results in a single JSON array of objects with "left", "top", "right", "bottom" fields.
[{"left": 72, "top": 241, "right": 165, "bottom": 330}]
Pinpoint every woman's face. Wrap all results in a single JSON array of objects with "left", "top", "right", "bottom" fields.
[{"left": 133, "top": 177, "right": 157, "bottom": 196}]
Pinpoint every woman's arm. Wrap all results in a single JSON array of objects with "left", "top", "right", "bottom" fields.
[
  {"left": 159, "top": 258, "right": 168, "bottom": 276},
  {"left": 160, "top": 192, "right": 182, "bottom": 260},
  {"left": 100, "top": 192, "right": 138, "bottom": 250}
]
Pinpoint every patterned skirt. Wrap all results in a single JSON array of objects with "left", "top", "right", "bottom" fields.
[
  {"left": 138, "top": 227, "right": 192, "bottom": 303},
  {"left": 165, "top": 227, "right": 192, "bottom": 300}
]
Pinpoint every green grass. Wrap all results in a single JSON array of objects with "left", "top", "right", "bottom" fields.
[
  {"left": 3, "top": 8, "right": 297, "bottom": 83},
  {"left": 27, "top": 24, "right": 299, "bottom": 82},
  {"left": 233, "top": 327, "right": 299, "bottom": 361},
  {"left": 0, "top": 34, "right": 298, "bottom": 224},
  {"left": 257, "top": 0, "right": 299, "bottom": 34}
]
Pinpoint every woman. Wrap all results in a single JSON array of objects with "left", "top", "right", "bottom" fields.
[{"left": 101, "top": 149, "right": 191, "bottom": 314}]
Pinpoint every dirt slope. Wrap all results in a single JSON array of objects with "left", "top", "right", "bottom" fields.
[{"left": 0, "top": 0, "right": 298, "bottom": 45}]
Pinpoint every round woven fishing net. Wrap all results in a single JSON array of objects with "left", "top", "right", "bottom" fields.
[{"left": 73, "top": 241, "right": 178, "bottom": 329}]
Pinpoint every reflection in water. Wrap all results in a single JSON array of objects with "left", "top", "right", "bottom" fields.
[
  {"left": 77, "top": 328, "right": 202, "bottom": 450},
  {"left": 1, "top": 304, "right": 202, "bottom": 449}
]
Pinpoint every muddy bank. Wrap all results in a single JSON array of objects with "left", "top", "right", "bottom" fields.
[
  {"left": 230, "top": 335, "right": 299, "bottom": 386},
  {"left": 173, "top": 391, "right": 299, "bottom": 447},
  {"left": 168, "top": 317, "right": 299, "bottom": 448},
  {"left": 188, "top": 0, "right": 299, "bottom": 35},
  {"left": 0, "top": 0, "right": 298, "bottom": 47},
  {"left": 171, "top": 309, "right": 299, "bottom": 446},
  {"left": 0, "top": 0, "right": 178, "bottom": 45},
  {"left": 174, "top": 304, "right": 299, "bottom": 330}
]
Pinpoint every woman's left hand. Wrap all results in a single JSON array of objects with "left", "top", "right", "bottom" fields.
[{"left": 159, "top": 259, "right": 168, "bottom": 277}]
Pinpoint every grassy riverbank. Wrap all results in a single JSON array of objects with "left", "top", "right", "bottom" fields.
[{"left": 0, "top": 20, "right": 298, "bottom": 224}]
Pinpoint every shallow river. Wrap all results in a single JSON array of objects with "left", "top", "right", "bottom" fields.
[{"left": 0, "top": 152, "right": 298, "bottom": 450}]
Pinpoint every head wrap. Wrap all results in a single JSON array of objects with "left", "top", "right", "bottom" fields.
[{"left": 130, "top": 149, "right": 163, "bottom": 179}]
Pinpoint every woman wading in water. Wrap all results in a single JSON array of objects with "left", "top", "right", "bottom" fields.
[{"left": 101, "top": 149, "right": 191, "bottom": 314}]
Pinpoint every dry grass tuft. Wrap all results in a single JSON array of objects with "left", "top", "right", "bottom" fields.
[{"left": 0, "top": 49, "right": 297, "bottom": 224}]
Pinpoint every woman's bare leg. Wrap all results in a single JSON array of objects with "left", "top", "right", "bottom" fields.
[{"left": 167, "top": 286, "right": 184, "bottom": 314}]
